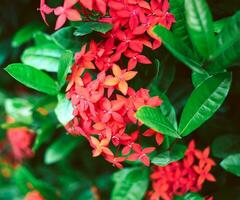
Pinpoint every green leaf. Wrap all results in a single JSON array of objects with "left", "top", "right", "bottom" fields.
[
  {"left": 212, "top": 134, "right": 240, "bottom": 159},
  {"left": 220, "top": 153, "right": 240, "bottom": 176},
  {"left": 136, "top": 106, "right": 180, "bottom": 138},
  {"left": 191, "top": 71, "right": 209, "bottom": 87},
  {"left": 111, "top": 167, "right": 149, "bottom": 200},
  {"left": 34, "top": 32, "right": 53, "bottom": 46},
  {"left": 214, "top": 17, "right": 230, "bottom": 33},
  {"left": 21, "top": 44, "right": 64, "bottom": 72},
  {"left": 14, "top": 166, "right": 57, "bottom": 199},
  {"left": 52, "top": 26, "right": 86, "bottom": 52},
  {"left": 57, "top": 50, "right": 73, "bottom": 88},
  {"left": 12, "top": 22, "right": 45, "bottom": 47},
  {"left": 5, "top": 63, "right": 59, "bottom": 95},
  {"left": 152, "top": 143, "right": 187, "bottom": 166},
  {"left": 207, "top": 12, "right": 240, "bottom": 73},
  {"left": 44, "top": 134, "right": 81, "bottom": 164},
  {"left": 185, "top": 0, "right": 216, "bottom": 59},
  {"left": 4, "top": 98, "right": 32, "bottom": 124},
  {"left": 55, "top": 94, "right": 74, "bottom": 125},
  {"left": 174, "top": 192, "right": 204, "bottom": 200},
  {"left": 170, "top": 0, "right": 191, "bottom": 45},
  {"left": 179, "top": 72, "right": 232, "bottom": 136},
  {"left": 153, "top": 25, "right": 204, "bottom": 73},
  {"left": 73, "top": 22, "right": 112, "bottom": 36}
]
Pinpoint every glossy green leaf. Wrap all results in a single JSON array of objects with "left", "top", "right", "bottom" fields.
[
  {"left": 153, "top": 25, "right": 204, "bottom": 73},
  {"left": 73, "top": 22, "right": 112, "bottom": 36},
  {"left": 111, "top": 167, "right": 149, "bottom": 200},
  {"left": 191, "top": 71, "right": 209, "bottom": 87},
  {"left": 185, "top": 0, "right": 216, "bottom": 59},
  {"left": 44, "top": 134, "right": 81, "bottom": 164},
  {"left": 52, "top": 26, "right": 86, "bottom": 52},
  {"left": 34, "top": 32, "right": 53, "bottom": 46},
  {"left": 179, "top": 72, "right": 232, "bottom": 136},
  {"left": 212, "top": 134, "right": 240, "bottom": 159},
  {"left": 4, "top": 98, "right": 32, "bottom": 124},
  {"left": 12, "top": 22, "right": 45, "bottom": 47},
  {"left": 152, "top": 143, "right": 187, "bottom": 166},
  {"left": 207, "top": 12, "right": 240, "bottom": 73},
  {"left": 220, "top": 153, "right": 240, "bottom": 176},
  {"left": 54, "top": 94, "right": 74, "bottom": 125},
  {"left": 214, "top": 17, "right": 230, "bottom": 33},
  {"left": 174, "top": 192, "right": 204, "bottom": 200},
  {"left": 21, "top": 44, "right": 64, "bottom": 72},
  {"left": 136, "top": 106, "right": 180, "bottom": 138},
  {"left": 170, "top": 0, "right": 191, "bottom": 45},
  {"left": 57, "top": 50, "right": 73, "bottom": 88},
  {"left": 5, "top": 63, "right": 59, "bottom": 95}
]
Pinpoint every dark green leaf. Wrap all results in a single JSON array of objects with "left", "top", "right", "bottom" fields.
[
  {"left": 21, "top": 44, "right": 64, "bottom": 72},
  {"left": 179, "top": 72, "right": 232, "bottom": 136},
  {"left": 5, "top": 63, "right": 59, "bottom": 95},
  {"left": 111, "top": 167, "right": 149, "bottom": 200},
  {"left": 136, "top": 106, "right": 180, "bottom": 138},
  {"left": 44, "top": 134, "right": 81, "bottom": 164},
  {"left": 207, "top": 12, "right": 240, "bottom": 73},
  {"left": 73, "top": 22, "right": 112, "bottom": 36},
  {"left": 191, "top": 71, "right": 209, "bottom": 87},
  {"left": 52, "top": 26, "right": 86, "bottom": 52},
  {"left": 57, "top": 50, "right": 73, "bottom": 88},
  {"left": 12, "top": 22, "right": 45, "bottom": 47},
  {"left": 153, "top": 25, "right": 204, "bottom": 73},
  {"left": 152, "top": 143, "right": 187, "bottom": 166},
  {"left": 220, "top": 153, "right": 240, "bottom": 176},
  {"left": 170, "top": 0, "right": 191, "bottom": 45},
  {"left": 185, "top": 0, "right": 216, "bottom": 59},
  {"left": 212, "top": 134, "right": 240, "bottom": 159},
  {"left": 54, "top": 94, "right": 74, "bottom": 125}
]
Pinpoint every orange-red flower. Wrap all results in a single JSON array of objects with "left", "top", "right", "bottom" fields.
[{"left": 104, "top": 64, "right": 137, "bottom": 95}]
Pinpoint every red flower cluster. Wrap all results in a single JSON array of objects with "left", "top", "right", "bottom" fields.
[
  {"left": 7, "top": 127, "right": 35, "bottom": 161},
  {"left": 24, "top": 191, "right": 45, "bottom": 200},
  {"left": 148, "top": 140, "right": 216, "bottom": 200},
  {"left": 40, "top": 0, "right": 175, "bottom": 167}
]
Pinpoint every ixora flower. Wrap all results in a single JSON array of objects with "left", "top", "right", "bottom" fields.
[
  {"left": 148, "top": 140, "right": 216, "bottom": 200},
  {"left": 24, "top": 191, "right": 45, "bottom": 200},
  {"left": 40, "top": 0, "right": 173, "bottom": 168}
]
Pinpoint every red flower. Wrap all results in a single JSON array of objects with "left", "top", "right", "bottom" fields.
[
  {"left": 54, "top": 0, "right": 81, "bottom": 30},
  {"left": 127, "top": 143, "right": 155, "bottom": 166},
  {"left": 195, "top": 147, "right": 216, "bottom": 168},
  {"left": 143, "top": 129, "right": 164, "bottom": 145},
  {"left": 24, "top": 191, "right": 45, "bottom": 200},
  {"left": 194, "top": 164, "right": 216, "bottom": 187},
  {"left": 104, "top": 155, "right": 125, "bottom": 168},
  {"left": 38, "top": 0, "right": 53, "bottom": 25}
]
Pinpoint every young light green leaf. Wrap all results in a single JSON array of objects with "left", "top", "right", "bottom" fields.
[
  {"left": 44, "top": 134, "right": 81, "bottom": 164},
  {"left": 4, "top": 98, "right": 33, "bottom": 124},
  {"left": 153, "top": 25, "right": 204, "bottom": 73},
  {"left": 136, "top": 106, "right": 180, "bottom": 138},
  {"left": 5, "top": 63, "right": 59, "bottom": 95},
  {"left": 185, "top": 0, "right": 216, "bottom": 59},
  {"left": 207, "top": 12, "right": 240, "bottom": 73},
  {"left": 21, "top": 44, "right": 64, "bottom": 72},
  {"left": 220, "top": 153, "right": 240, "bottom": 176},
  {"left": 212, "top": 134, "right": 240, "bottom": 159},
  {"left": 57, "top": 50, "right": 73, "bottom": 88},
  {"left": 33, "top": 32, "right": 53, "bottom": 46},
  {"left": 111, "top": 167, "right": 149, "bottom": 200},
  {"left": 12, "top": 22, "right": 45, "bottom": 47},
  {"left": 179, "top": 72, "right": 232, "bottom": 136},
  {"left": 152, "top": 143, "right": 187, "bottom": 166},
  {"left": 214, "top": 17, "right": 230, "bottom": 33},
  {"left": 174, "top": 192, "right": 204, "bottom": 200},
  {"left": 73, "top": 22, "right": 112, "bottom": 36},
  {"left": 54, "top": 94, "right": 74, "bottom": 125}
]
